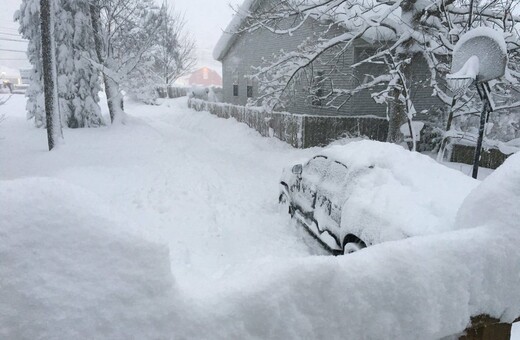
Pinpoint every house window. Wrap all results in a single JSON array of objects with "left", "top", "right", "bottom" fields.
[
  {"left": 247, "top": 85, "right": 253, "bottom": 98},
  {"left": 233, "top": 84, "right": 239, "bottom": 96}
]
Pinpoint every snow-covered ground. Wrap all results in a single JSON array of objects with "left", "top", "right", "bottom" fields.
[
  {"left": 1, "top": 94, "right": 519, "bottom": 339},
  {"left": 0, "top": 94, "right": 320, "bottom": 292}
]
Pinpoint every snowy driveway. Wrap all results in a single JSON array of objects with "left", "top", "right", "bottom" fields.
[{"left": 0, "top": 95, "right": 318, "bottom": 291}]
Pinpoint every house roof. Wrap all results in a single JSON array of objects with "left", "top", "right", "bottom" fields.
[
  {"left": 213, "top": 0, "right": 400, "bottom": 62},
  {"left": 213, "top": 0, "right": 262, "bottom": 61}
]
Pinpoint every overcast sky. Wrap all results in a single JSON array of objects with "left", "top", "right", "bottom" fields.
[{"left": 0, "top": 0, "right": 240, "bottom": 75}]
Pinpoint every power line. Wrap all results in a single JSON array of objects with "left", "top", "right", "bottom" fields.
[
  {"left": 0, "top": 38, "right": 27, "bottom": 43},
  {"left": 0, "top": 26, "right": 19, "bottom": 31},
  {"left": 0, "top": 32, "right": 22, "bottom": 37},
  {"left": 0, "top": 48, "right": 26, "bottom": 53}
]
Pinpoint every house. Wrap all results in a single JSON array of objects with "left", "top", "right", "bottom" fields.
[
  {"left": 188, "top": 67, "right": 222, "bottom": 87},
  {"left": 209, "top": 0, "right": 447, "bottom": 145}
]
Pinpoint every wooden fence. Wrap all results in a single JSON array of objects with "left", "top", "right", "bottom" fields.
[{"left": 188, "top": 98, "right": 388, "bottom": 148}]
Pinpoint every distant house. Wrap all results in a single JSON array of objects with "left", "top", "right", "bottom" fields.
[
  {"left": 188, "top": 67, "right": 222, "bottom": 87},
  {"left": 213, "top": 0, "right": 442, "bottom": 121}
]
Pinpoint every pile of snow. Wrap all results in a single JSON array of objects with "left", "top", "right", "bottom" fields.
[
  {"left": 0, "top": 177, "right": 178, "bottom": 339},
  {"left": 2, "top": 96, "right": 519, "bottom": 339},
  {"left": 183, "top": 153, "right": 520, "bottom": 339},
  {"left": 456, "top": 151, "right": 520, "bottom": 230},
  {"left": 318, "top": 141, "right": 478, "bottom": 243}
]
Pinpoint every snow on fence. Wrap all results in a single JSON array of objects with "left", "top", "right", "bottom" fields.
[
  {"left": 451, "top": 143, "right": 510, "bottom": 169},
  {"left": 188, "top": 98, "right": 389, "bottom": 148},
  {"left": 157, "top": 86, "right": 188, "bottom": 99}
]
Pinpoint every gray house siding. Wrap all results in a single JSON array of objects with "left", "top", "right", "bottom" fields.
[{"left": 220, "top": 14, "right": 445, "bottom": 120}]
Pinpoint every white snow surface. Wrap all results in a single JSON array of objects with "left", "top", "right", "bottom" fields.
[
  {"left": 1, "top": 95, "right": 520, "bottom": 339},
  {"left": 456, "top": 151, "right": 520, "bottom": 230},
  {"left": 0, "top": 177, "right": 178, "bottom": 339}
]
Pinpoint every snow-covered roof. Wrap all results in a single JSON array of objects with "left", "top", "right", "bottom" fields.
[
  {"left": 213, "top": 0, "right": 261, "bottom": 61},
  {"left": 213, "top": 0, "right": 399, "bottom": 62}
]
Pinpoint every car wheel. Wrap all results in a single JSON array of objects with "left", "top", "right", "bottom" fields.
[
  {"left": 342, "top": 234, "right": 367, "bottom": 255},
  {"left": 343, "top": 242, "right": 363, "bottom": 254},
  {"left": 279, "top": 192, "right": 294, "bottom": 217}
]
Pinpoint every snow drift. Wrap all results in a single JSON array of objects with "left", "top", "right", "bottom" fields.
[
  {"left": 1, "top": 95, "right": 519, "bottom": 339},
  {"left": 0, "top": 178, "right": 178, "bottom": 339},
  {"left": 180, "top": 152, "right": 520, "bottom": 340}
]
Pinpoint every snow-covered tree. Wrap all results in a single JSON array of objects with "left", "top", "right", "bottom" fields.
[
  {"left": 16, "top": 0, "right": 45, "bottom": 127},
  {"left": 126, "top": 2, "right": 196, "bottom": 104},
  {"left": 152, "top": 3, "right": 196, "bottom": 88},
  {"left": 16, "top": 0, "right": 103, "bottom": 129},
  {"left": 89, "top": 0, "right": 163, "bottom": 123},
  {"left": 54, "top": 0, "right": 103, "bottom": 128},
  {"left": 236, "top": 0, "right": 520, "bottom": 149}
]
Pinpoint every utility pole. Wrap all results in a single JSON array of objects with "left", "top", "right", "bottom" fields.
[{"left": 40, "top": 0, "right": 62, "bottom": 150}]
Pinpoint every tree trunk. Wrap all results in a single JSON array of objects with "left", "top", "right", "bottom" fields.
[
  {"left": 104, "top": 73, "right": 124, "bottom": 124},
  {"left": 89, "top": 1, "right": 124, "bottom": 124},
  {"left": 41, "top": 0, "right": 62, "bottom": 150},
  {"left": 387, "top": 88, "right": 406, "bottom": 144}
]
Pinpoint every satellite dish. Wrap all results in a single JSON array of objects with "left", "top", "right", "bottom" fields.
[
  {"left": 451, "top": 27, "right": 507, "bottom": 83},
  {"left": 445, "top": 27, "right": 509, "bottom": 180}
]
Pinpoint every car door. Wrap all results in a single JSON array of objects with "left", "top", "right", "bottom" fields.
[
  {"left": 293, "top": 156, "right": 329, "bottom": 214},
  {"left": 318, "top": 160, "right": 348, "bottom": 227}
]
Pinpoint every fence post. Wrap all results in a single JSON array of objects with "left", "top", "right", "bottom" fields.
[{"left": 458, "top": 315, "right": 513, "bottom": 340}]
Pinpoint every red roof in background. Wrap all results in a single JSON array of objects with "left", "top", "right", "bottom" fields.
[{"left": 189, "top": 67, "right": 222, "bottom": 87}]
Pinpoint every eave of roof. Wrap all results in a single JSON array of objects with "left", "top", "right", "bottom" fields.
[
  {"left": 213, "top": 0, "right": 399, "bottom": 62},
  {"left": 213, "top": 0, "right": 264, "bottom": 62}
]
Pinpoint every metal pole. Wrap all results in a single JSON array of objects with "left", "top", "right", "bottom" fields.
[{"left": 472, "top": 83, "right": 490, "bottom": 179}]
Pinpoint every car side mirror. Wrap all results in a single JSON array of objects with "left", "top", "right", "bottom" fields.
[{"left": 292, "top": 164, "right": 302, "bottom": 176}]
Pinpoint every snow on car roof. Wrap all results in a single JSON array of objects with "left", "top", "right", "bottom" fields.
[{"left": 317, "top": 140, "right": 479, "bottom": 239}]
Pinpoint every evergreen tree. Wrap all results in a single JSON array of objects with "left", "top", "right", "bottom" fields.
[
  {"left": 55, "top": 0, "right": 103, "bottom": 128},
  {"left": 16, "top": 0, "right": 45, "bottom": 128},
  {"left": 16, "top": 0, "right": 103, "bottom": 129}
]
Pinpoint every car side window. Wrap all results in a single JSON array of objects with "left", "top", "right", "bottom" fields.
[
  {"left": 325, "top": 161, "right": 348, "bottom": 186},
  {"left": 304, "top": 156, "right": 329, "bottom": 182}
]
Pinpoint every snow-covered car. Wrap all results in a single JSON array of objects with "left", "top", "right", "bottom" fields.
[{"left": 279, "top": 140, "right": 478, "bottom": 255}]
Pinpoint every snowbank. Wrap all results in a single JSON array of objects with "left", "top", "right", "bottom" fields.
[
  {"left": 2, "top": 96, "right": 519, "bottom": 340},
  {"left": 0, "top": 178, "right": 178, "bottom": 339},
  {"left": 456, "top": 151, "right": 520, "bottom": 230},
  {"left": 183, "top": 153, "right": 520, "bottom": 339}
]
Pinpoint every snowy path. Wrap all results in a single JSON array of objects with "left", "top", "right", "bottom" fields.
[{"left": 0, "top": 95, "right": 318, "bottom": 292}]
